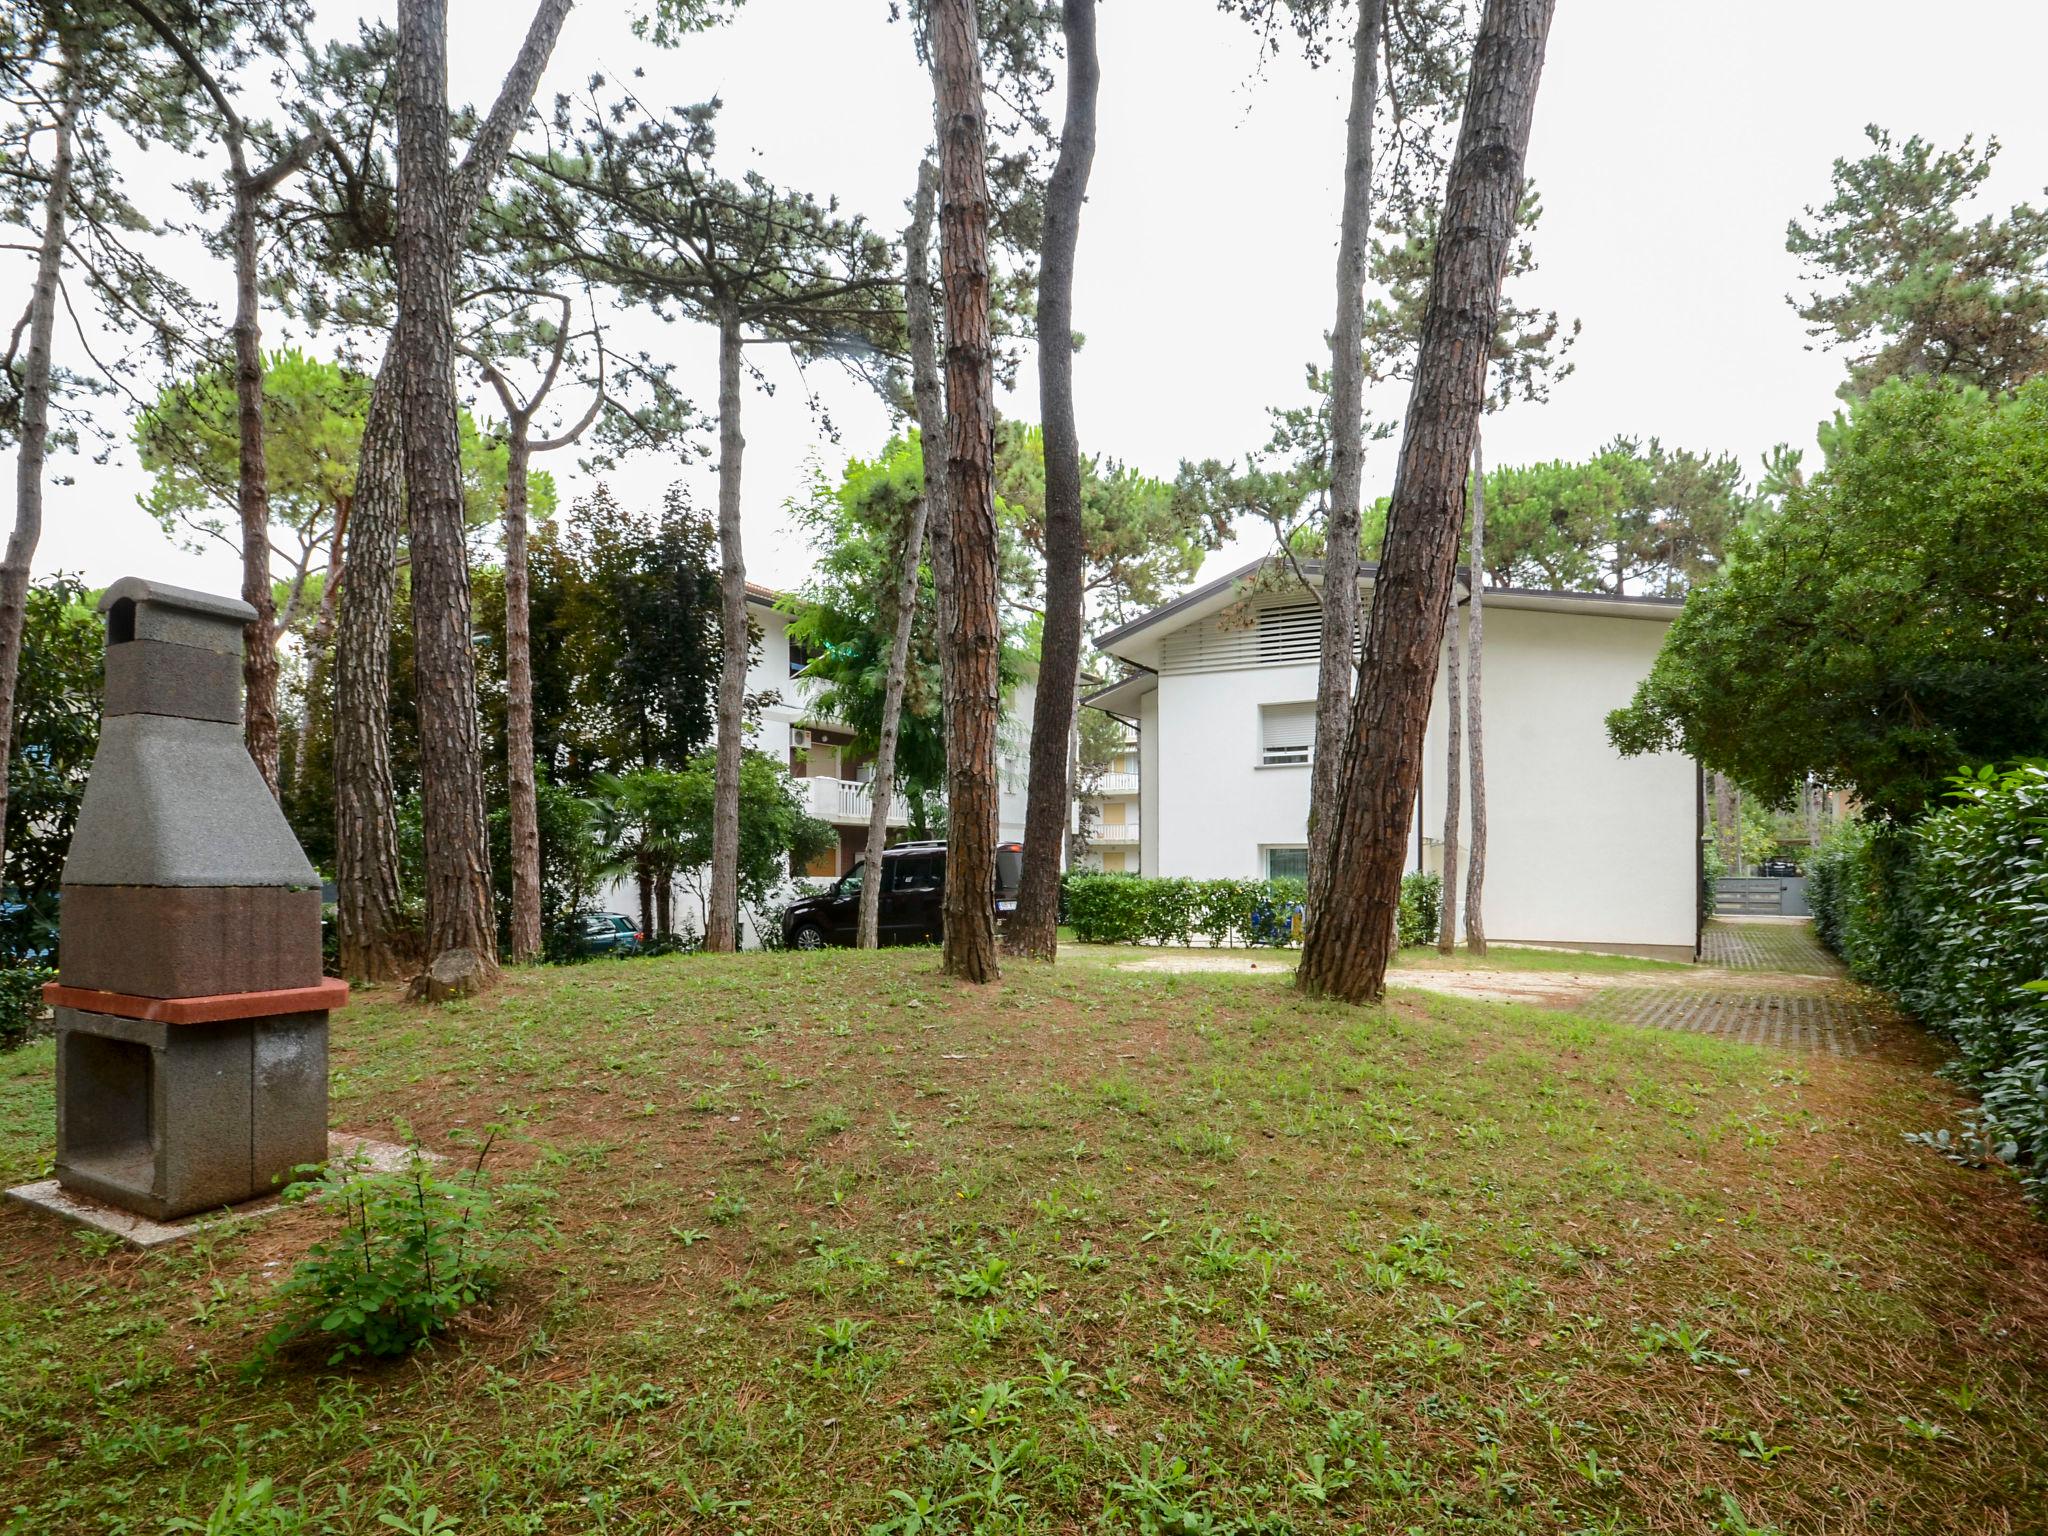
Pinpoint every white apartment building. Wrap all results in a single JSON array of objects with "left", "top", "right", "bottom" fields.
[{"left": 1084, "top": 558, "right": 1698, "bottom": 959}]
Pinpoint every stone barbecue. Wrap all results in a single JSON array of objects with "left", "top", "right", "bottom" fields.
[{"left": 42, "top": 578, "right": 347, "bottom": 1220}]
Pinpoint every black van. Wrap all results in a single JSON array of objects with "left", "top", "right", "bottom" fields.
[{"left": 781, "top": 840, "right": 1024, "bottom": 949}]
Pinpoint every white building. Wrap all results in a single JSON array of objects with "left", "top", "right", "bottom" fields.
[
  {"left": 596, "top": 583, "right": 1039, "bottom": 942},
  {"left": 1083, "top": 558, "right": 1699, "bottom": 959},
  {"left": 1073, "top": 730, "right": 1141, "bottom": 873},
  {"left": 746, "top": 583, "right": 1036, "bottom": 876}
]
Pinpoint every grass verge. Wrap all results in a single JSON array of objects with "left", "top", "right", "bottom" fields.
[{"left": 0, "top": 948, "right": 2042, "bottom": 1534}]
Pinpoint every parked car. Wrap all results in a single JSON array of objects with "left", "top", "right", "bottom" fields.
[
  {"left": 782, "top": 840, "right": 1024, "bottom": 950},
  {"left": 568, "top": 911, "right": 643, "bottom": 956},
  {"left": 1755, "top": 858, "right": 1804, "bottom": 878}
]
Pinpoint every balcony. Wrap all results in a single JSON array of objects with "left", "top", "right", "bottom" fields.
[
  {"left": 1092, "top": 772, "right": 1140, "bottom": 796},
  {"left": 1087, "top": 823, "right": 1140, "bottom": 844},
  {"left": 800, "top": 775, "right": 915, "bottom": 827}
]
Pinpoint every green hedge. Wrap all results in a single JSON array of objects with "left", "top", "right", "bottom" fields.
[
  {"left": 1063, "top": 871, "right": 1441, "bottom": 950},
  {"left": 0, "top": 965, "right": 53, "bottom": 1051},
  {"left": 1808, "top": 765, "right": 2048, "bottom": 1200}
]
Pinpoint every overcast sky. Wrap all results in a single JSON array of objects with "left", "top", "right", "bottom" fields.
[{"left": 22, "top": 0, "right": 2048, "bottom": 607}]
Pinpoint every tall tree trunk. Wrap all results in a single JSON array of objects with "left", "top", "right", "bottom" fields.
[
  {"left": 0, "top": 68, "right": 79, "bottom": 887},
  {"left": 906, "top": 159, "right": 953, "bottom": 787},
  {"left": 1296, "top": 0, "right": 1555, "bottom": 1005},
  {"left": 331, "top": 0, "right": 568, "bottom": 984},
  {"left": 503, "top": 426, "right": 543, "bottom": 961},
  {"left": 1463, "top": 430, "right": 1488, "bottom": 955},
  {"left": 293, "top": 495, "right": 348, "bottom": 782},
  {"left": 862, "top": 160, "right": 946, "bottom": 953},
  {"left": 932, "top": 0, "right": 1001, "bottom": 984},
  {"left": 1009, "top": 0, "right": 1100, "bottom": 962},
  {"left": 858, "top": 496, "right": 929, "bottom": 949},
  {"left": 334, "top": 357, "right": 411, "bottom": 981},
  {"left": 229, "top": 181, "right": 283, "bottom": 794},
  {"left": 705, "top": 302, "right": 748, "bottom": 953},
  {"left": 396, "top": 0, "right": 498, "bottom": 991},
  {"left": 1437, "top": 599, "right": 1462, "bottom": 953},
  {"left": 1306, "top": 0, "right": 1382, "bottom": 923}
]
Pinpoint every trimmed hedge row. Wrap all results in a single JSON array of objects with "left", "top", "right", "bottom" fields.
[
  {"left": 1809, "top": 765, "right": 2048, "bottom": 1200},
  {"left": 1063, "top": 871, "right": 1442, "bottom": 950}
]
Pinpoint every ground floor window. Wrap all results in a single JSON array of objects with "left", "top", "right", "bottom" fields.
[{"left": 1265, "top": 846, "right": 1308, "bottom": 882}]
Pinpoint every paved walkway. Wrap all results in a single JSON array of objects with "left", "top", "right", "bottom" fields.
[
  {"left": 1580, "top": 985, "right": 1884, "bottom": 1056},
  {"left": 1698, "top": 918, "right": 1842, "bottom": 975},
  {"left": 1590, "top": 919, "right": 1894, "bottom": 1057}
]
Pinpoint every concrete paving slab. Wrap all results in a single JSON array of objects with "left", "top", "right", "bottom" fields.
[{"left": 5, "top": 1133, "right": 423, "bottom": 1249}]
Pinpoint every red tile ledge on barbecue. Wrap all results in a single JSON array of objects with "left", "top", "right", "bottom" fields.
[{"left": 40, "top": 978, "right": 351, "bottom": 1025}]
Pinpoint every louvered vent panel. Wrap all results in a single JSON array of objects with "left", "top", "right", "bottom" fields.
[{"left": 1159, "top": 597, "right": 1326, "bottom": 674}]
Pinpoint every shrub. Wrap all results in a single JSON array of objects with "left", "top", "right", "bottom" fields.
[
  {"left": 257, "top": 1140, "right": 529, "bottom": 1367},
  {"left": 1062, "top": 871, "right": 1440, "bottom": 950},
  {"left": 0, "top": 965, "right": 53, "bottom": 1051},
  {"left": 1809, "top": 766, "right": 2048, "bottom": 1202}
]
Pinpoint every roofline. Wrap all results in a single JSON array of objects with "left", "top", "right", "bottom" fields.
[
  {"left": 1091, "top": 555, "right": 1682, "bottom": 653},
  {"left": 1082, "top": 666, "right": 1157, "bottom": 707}
]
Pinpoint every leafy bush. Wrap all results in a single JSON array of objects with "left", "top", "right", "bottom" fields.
[
  {"left": 757, "top": 881, "right": 830, "bottom": 952},
  {"left": 1063, "top": 871, "right": 1440, "bottom": 950},
  {"left": 257, "top": 1140, "right": 530, "bottom": 1367},
  {"left": 0, "top": 965, "right": 53, "bottom": 1051},
  {"left": 1397, "top": 872, "right": 1442, "bottom": 949},
  {"left": 1809, "top": 766, "right": 2048, "bottom": 1201}
]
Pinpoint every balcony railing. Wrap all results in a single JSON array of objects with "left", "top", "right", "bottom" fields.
[
  {"left": 1092, "top": 772, "right": 1140, "bottom": 796},
  {"left": 801, "top": 775, "right": 915, "bottom": 826},
  {"left": 1087, "top": 823, "right": 1140, "bottom": 844}
]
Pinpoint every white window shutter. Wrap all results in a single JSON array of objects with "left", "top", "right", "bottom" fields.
[{"left": 1260, "top": 701, "right": 1316, "bottom": 765}]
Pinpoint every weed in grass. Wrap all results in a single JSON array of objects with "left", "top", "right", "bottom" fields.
[{"left": 707, "top": 1190, "right": 749, "bottom": 1225}]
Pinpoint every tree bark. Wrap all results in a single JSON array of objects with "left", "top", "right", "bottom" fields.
[
  {"left": 229, "top": 179, "right": 283, "bottom": 795},
  {"left": 1296, "top": 0, "right": 1555, "bottom": 1005},
  {"left": 1009, "top": 0, "right": 1100, "bottom": 962},
  {"left": 292, "top": 493, "right": 348, "bottom": 786},
  {"left": 1463, "top": 429, "right": 1488, "bottom": 955},
  {"left": 863, "top": 162, "right": 946, "bottom": 951},
  {"left": 1306, "top": 0, "right": 1382, "bottom": 926},
  {"left": 396, "top": 0, "right": 498, "bottom": 989},
  {"left": 857, "top": 495, "right": 929, "bottom": 948},
  {"left": 704, "top": 301, "right": 748, "bottom": 953},
  {"left": 331, "top": 0, "right": 569, "bottom": 983},
  {"left": 0, "top": 68, "right": 79, "bottom": 888},
  {"left": 932, "top": 0, "right": 1001, "bottom": 984},
  {"left": 907, "top": 158, "right": 953, "bottom": 785},
  {"left": 1437, "top": 598, "right": 1462, "bottom": 953},
  {"left": 503, "top": 427, "right": 542, "bottom": 961},
  {"left": 334, "top": 356, "right": 411, "bottom": 980}
]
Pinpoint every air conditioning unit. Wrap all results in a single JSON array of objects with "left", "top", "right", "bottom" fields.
[{"left": 791, "top": 729, "right": 811, "bottom": 749}]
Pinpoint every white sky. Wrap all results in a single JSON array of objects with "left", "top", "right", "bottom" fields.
[{"left": 21, "top": 0, "right": 2048, "bottom": 605}]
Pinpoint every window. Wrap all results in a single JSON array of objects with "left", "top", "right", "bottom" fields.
[
  {"left": 891, "top": 855, "right": 937, "bottom": 892},
  {"left": 1259, "top": 701, "right": 1316, "bottom": 766},
  {"left": 1266, "top": 846, "right": 1309, "bottom": 882},
  {"left": 1256, "top": 602, "right": 1321, "bottom": 665}
]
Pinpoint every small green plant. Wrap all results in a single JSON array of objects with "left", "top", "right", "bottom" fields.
[
  {"left": 707, "top": 1190, "right": 750, "bottom": 1225},
  {"left": 945, "top": 1254, "right": 1010, "bottom": 1299},
  {"left": 164, "top": 1473, "right": 309, "bottom": 1535},
  {"left": 256, "top": 1139, "right": 521, "bottom": 1367}
]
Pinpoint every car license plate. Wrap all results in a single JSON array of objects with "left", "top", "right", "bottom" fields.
[{"left": 996, "top": 900, "right": 1017, "bottom": 911}]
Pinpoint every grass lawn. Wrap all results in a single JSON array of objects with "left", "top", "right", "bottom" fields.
[{"left": 2, "top": 948, "right": 2045, "bottom": 1534}]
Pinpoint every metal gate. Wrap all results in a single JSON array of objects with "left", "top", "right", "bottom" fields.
[{"left": 1714, "top": 876, "right": 1809, "bottom": 917}]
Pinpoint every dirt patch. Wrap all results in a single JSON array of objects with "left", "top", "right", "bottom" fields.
[{"left": 1114, "top": 951, "right": 1849, "bottom": 1009}]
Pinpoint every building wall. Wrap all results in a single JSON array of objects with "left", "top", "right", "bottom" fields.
[
  {"left": 1446, "top": 604, "right": 1694, "bottom": 953},
  {"left": 1139, "top": 687, "right": 1160, "bottom": 877},
  {"left": 1145, "top": 603, "right": 1693, "bottom": 954}
]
